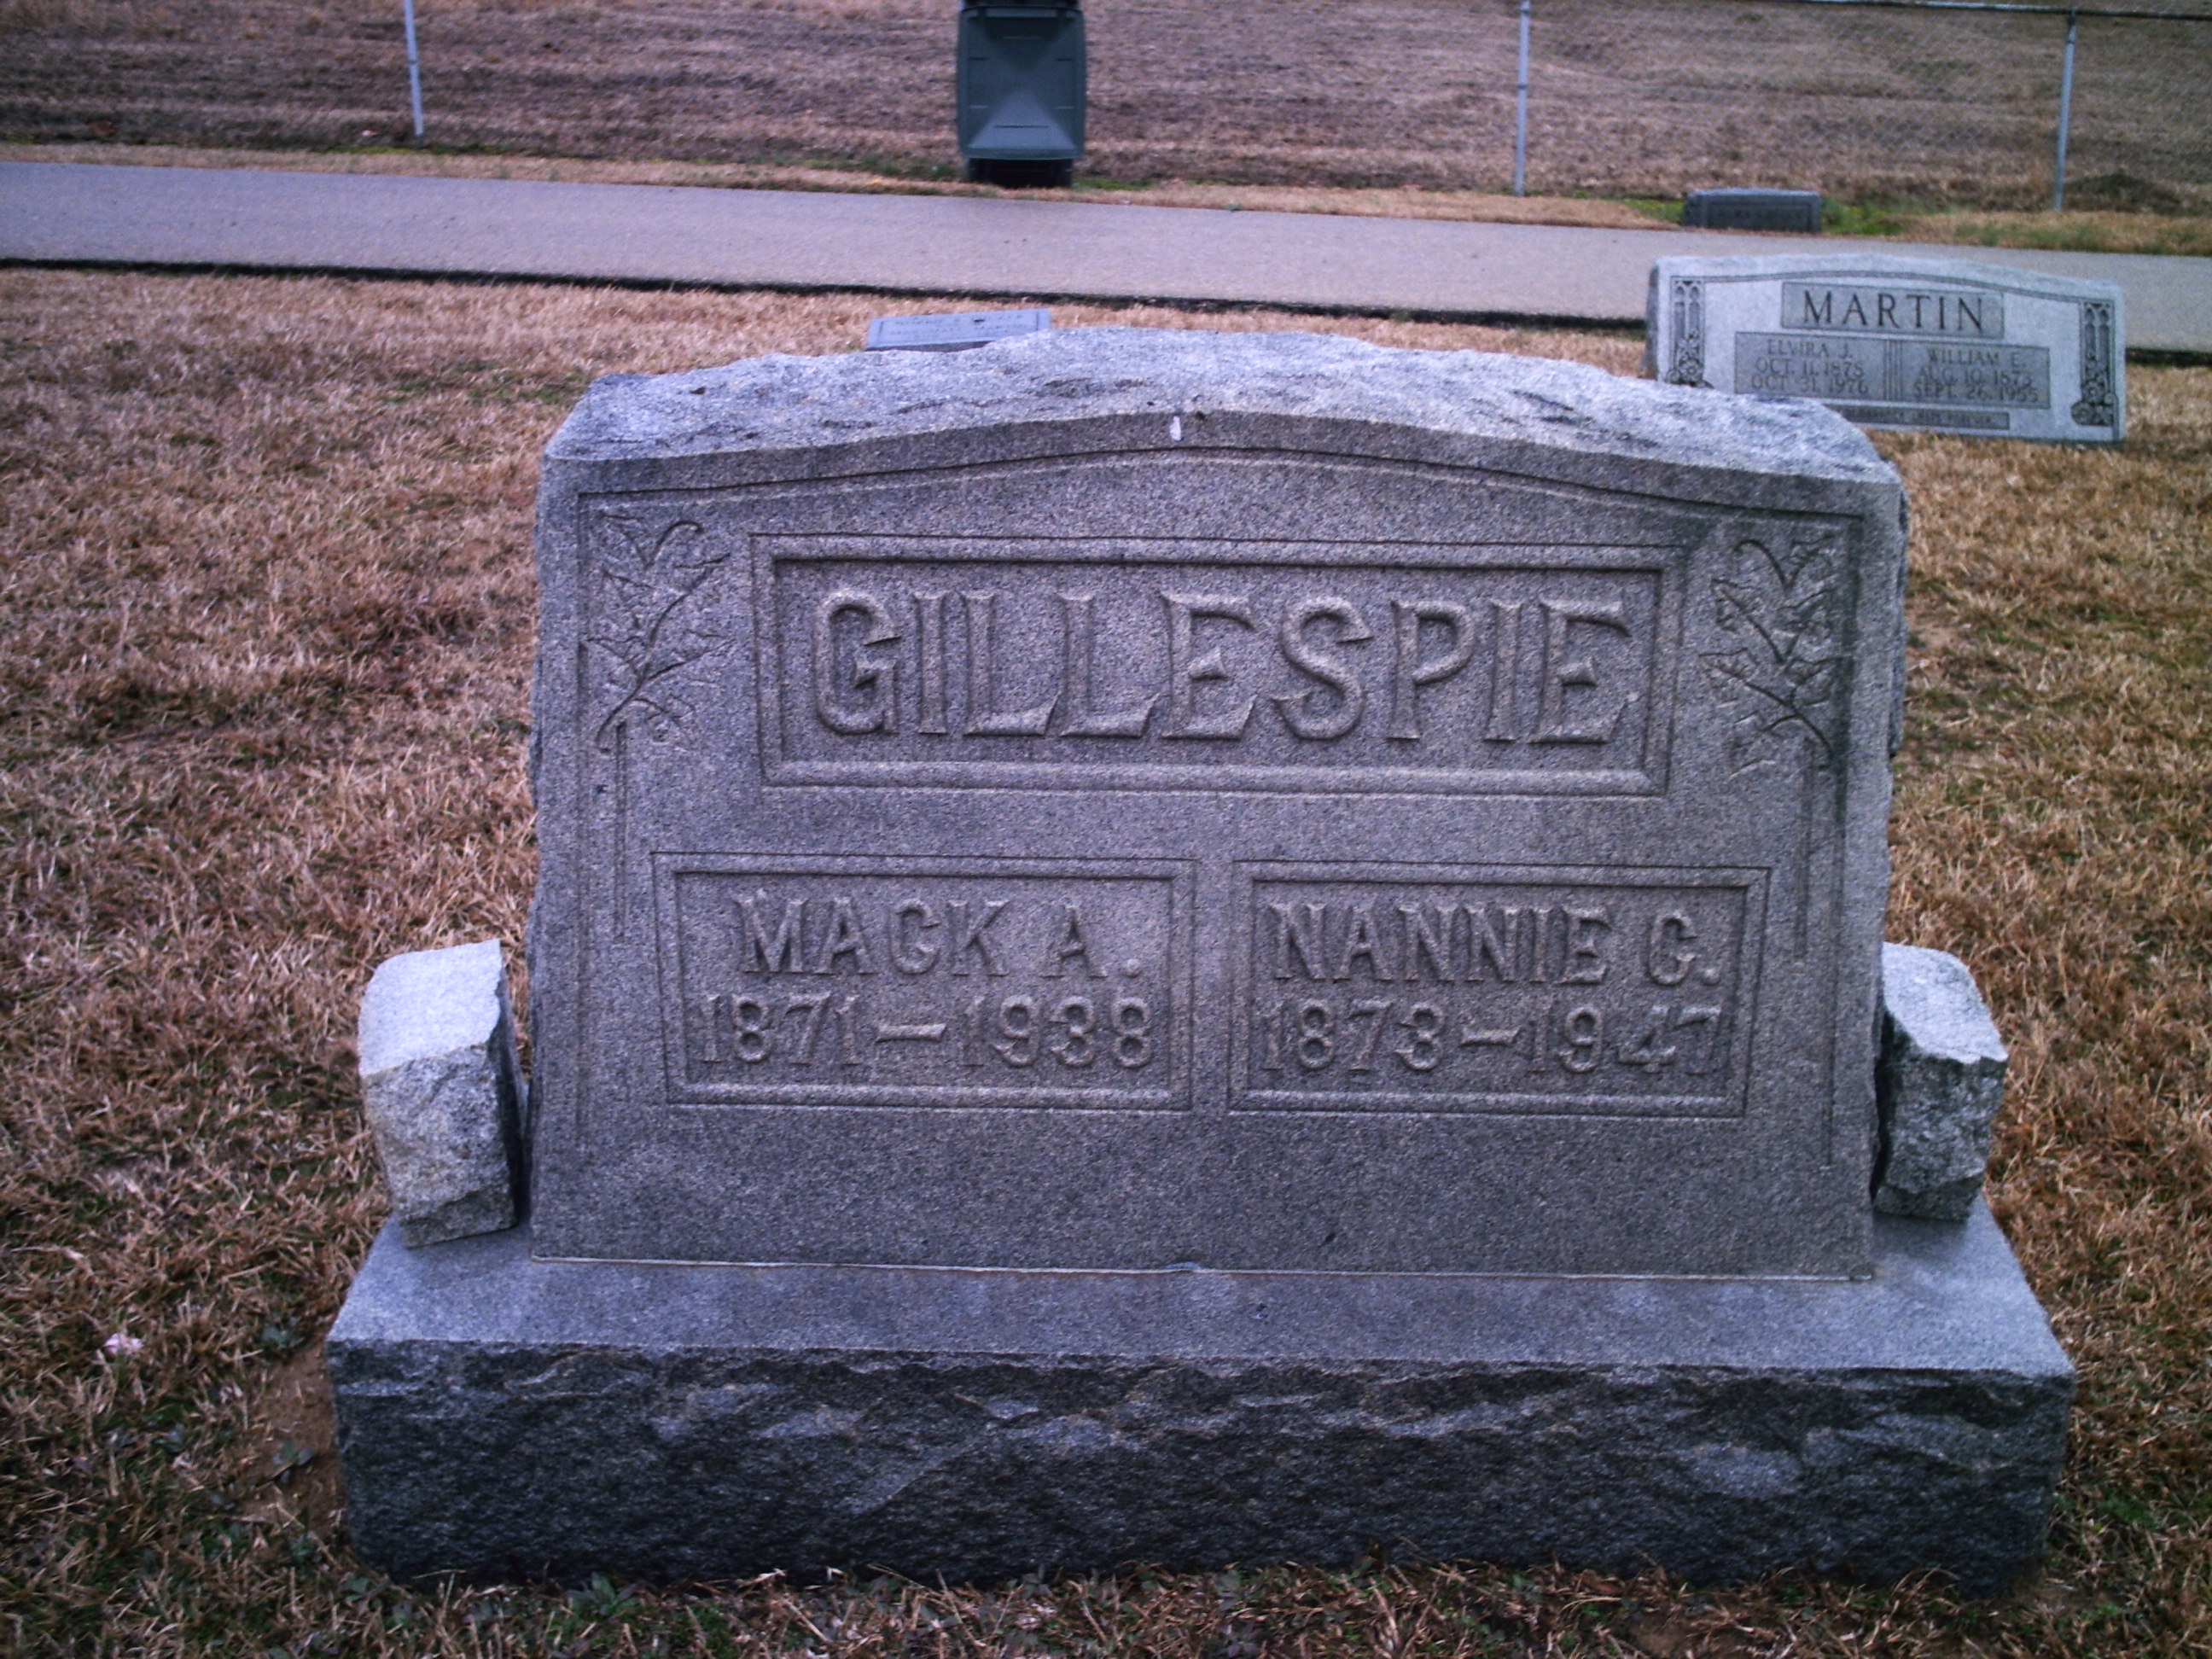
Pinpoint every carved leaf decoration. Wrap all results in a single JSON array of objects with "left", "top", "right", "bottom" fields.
[
  {"left": 1778, "top": 584, "right": 1840, "bottom": 651},
  {"left": 1701, "top": 533, "right": 1848, "bottom": 775},
  {"left": 586, "top": 512, "right": 733, "bottom": 748},
  {"left": 1700, "top": 649, "right": 1761, "bottom": 696},
  {"left": 1703, "top": 659, "right": 1824, "bottom": 774},
  {"left": 1713, "top": 578, "right": 1767, "bottom": 639},
  {"left": 655, "top": 521, "right": 722, "bottom": 569},
  {"left": 1784, "top": 654, "right": 1842, "bottom": 707},
  {"left": 1759, "top": 532, "right": 1830, "bottom": 594},
  {"left": 1702, "top": 652, "right": 1790, "bottom": 775}
]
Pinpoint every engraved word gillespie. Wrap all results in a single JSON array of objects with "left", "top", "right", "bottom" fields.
[{"left": 766, "top": 546, "right": 1671, "bottom": 790}]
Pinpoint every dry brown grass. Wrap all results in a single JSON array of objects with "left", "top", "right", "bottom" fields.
[
  {"left": 0, "top": 268, "right": 2207, "bottom": 1656},
  {"left": 1884, "top": 205, "right": 2212, "bottom": 259},
  {"left": 3, "top": 0, "right": 2209, "bottom": 208}
]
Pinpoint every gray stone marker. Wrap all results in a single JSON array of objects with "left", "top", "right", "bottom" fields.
[
  {"left": 1647, "top": 253, "right": 2125, "bottom": 444},
  {"left": 866, "top": 307, "right": 1053, "bottom": 352},
  {"left": 1876, "top": 940, "right": 2010, "bottom": 1220},
  {"left": 357, "top": 940, "right": 527, "bottom": 1247},
  {"left": 329, "top": 328, "right": 2069, "bottom": 1592},
  {"left": 1683, "top": 189, "right": 1823, "bottom": 233},
  {"left": 526, "top": 328, "right": 1909, "bottom": 1279}
]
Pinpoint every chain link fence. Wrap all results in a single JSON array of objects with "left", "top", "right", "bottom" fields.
[
  {"left": 1080, "top": 0, "right": 2212, "bottom": 208},
  {"left": 1485, "top": 0, "right": 2212, "bottom": 209},
  {"left": 3, "top": 0, "right": 2207, "bottom": 211}
]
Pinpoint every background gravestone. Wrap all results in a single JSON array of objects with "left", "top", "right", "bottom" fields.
[
  {"left": 329, "top": 328, "right": 2069, "bottom": 1594},
  {"left": 1647, "top": 253, "right": 2125, "bottom": 444},
  {"left": 1682, "top": 188, "right": 1823, "bottom": 233}
]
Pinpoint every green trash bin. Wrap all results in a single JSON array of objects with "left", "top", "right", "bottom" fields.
[{"left": 958, "top": 0, "right": 1085, "bottom": 188}]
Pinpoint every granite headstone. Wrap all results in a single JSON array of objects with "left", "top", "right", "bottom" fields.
[
  {"left": 521, "top": 328, "right": 1908, "bottom": 1278},
  {"left": 1647, "top": 253, "right": 2124, "bottom": 444},
  {"left": 329, "top": 328, "right": 2069, "bottom": 1592}
]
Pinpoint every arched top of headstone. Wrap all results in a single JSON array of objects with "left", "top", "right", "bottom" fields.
[{"left": 547, "top": 326, "right": 1892, "bottom": 485}]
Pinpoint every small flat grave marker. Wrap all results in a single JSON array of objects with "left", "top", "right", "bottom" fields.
[
  {"left": 866, "top": 308, "right": 1054, "bottom": 352},
  {"left": 1683, "top": 189, "right": 1824, "bottom": 233}
]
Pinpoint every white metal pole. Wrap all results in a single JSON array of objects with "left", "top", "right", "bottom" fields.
[
  {"left": 403, "top": 0, "right": 426, "bottom": 143},
  {"left": 1513, "top": 0, "right": 1532, "bottom": 195},
  {"left": 2052, "top": 7, "right": 2078, "bottom": 210}
]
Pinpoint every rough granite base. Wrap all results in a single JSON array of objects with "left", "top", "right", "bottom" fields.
[{"left": 329, "top": 1206, "right": 2069, "bottom": 1597}]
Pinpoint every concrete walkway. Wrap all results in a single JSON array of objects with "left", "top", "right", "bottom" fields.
[{"left": 5, "top": 160, "right": 2208, "bottom": 353}]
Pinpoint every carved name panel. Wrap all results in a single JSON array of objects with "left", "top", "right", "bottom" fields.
[
  {"left": 1648, "top": 253, "right": 2123, "bottom": 444},
  {"left": 761, "top": 538, "right": 1675, "bottom": 794},
  {"left": 659, "top": 858, "right": 1189, "bottom": 1109},
  {"left": 529, "top": 328, "right": 1907, "bottom": 1277},
  {"left": 1234, "top": 865, "right": 1760, "bottom": 1116}
]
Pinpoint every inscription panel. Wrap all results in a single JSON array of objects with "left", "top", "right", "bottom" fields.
[
  {"left": 1737, "top": 335, "right": 2050, "bottom": 410},
  {"left": 1234, "top": 864, "right": 1763, "bottom": 1117},
  {"left": 657, "top": 857, "right": 1191, "bottom": 1109},
  {"left": 760, "top": 538, "right": 1677, "bottom": 795}
]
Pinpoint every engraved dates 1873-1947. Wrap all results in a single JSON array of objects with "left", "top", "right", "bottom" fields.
[
  {"left": 661, "top": 859, "right": 1188, "bottom": 1109},
  {"left": 1237, "top": 867, "right": 1761, "bottom": 1116},
  {"left": 764, "top": 539, "right": 1674, "bottom": 794}
]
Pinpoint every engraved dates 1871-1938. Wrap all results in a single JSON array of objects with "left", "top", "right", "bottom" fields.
[
  {"left": 763, "top": 538, "right": 1674, "bottom": 794},
  {"left": 1237, "top": 866, "right": 1761, "bottom": 1116},
  {"left": 660, "top": 859, "right": 1188, "bottom": 1109}
]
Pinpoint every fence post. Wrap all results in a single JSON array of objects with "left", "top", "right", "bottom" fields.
[
  {"left": 2052, "top": 6, "right": 2078, "bottom": 210},
  {"left": 1513, "top": 0, "right": 1532, "bottom": 195},
  {"left": 403, "top": 0, "right": 426, "bottom": 143}
]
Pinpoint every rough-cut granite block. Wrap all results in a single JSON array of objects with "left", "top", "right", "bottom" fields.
[
  {"left": 1876, "top": 942, "right": 2009, "bottom": 1221},
  {"left": 358, "top": 940, "right": 527, "bottom": 1248},
  {"left": 329, "top": 1204, "right": 2071, "bottom": 1595}
]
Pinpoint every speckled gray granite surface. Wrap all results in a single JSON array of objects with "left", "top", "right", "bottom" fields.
[
  {"left": 526, "top": 327, "right": 1908, "bottom": 1278},
  {"left": 1644, "top": 254, "right": 2125, "bottom": 444},
  {"left": 329, "top": 328, "right": 2065, "bottom": 1592},
  {"left": 330, "top": 1205, "right": 2069, "bottom": 1594},
  {"left": 357, "top": 941, "right": 527, "bottom": 1248},
  {"left": 1876, "top": 942, "right": 2010, "bottom": 1220},
  {"left": 548, "top": 325, "right": 1895, "bottom": 475}
]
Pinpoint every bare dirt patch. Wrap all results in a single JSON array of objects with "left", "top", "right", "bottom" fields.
[
  {"left": 0, "top": 268, "right": 2205, "bottom": 1655},
  {"left": 234, "top": 1343, "right": 343, "bottom": 1538},
  {"left": 3, "top": 0, "right": 2209, "bottom": 207}
]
